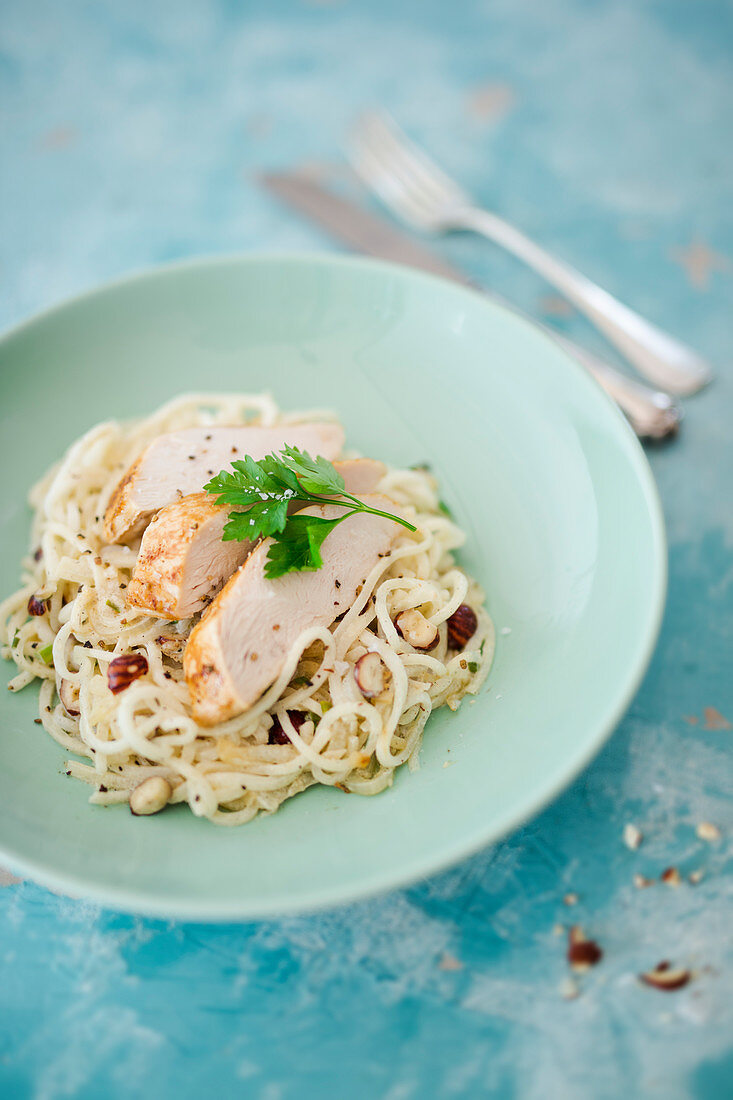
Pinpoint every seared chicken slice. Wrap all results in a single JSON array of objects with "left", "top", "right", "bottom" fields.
[
  {"left": 126, "top": 493, "right": 241, "bottom": 620},
  {"left": 104, "top": 422, "right": 345, "bottom": 543},
  {"left": 322, "top": 458, "right": 387, "bottom": 495},
  {"left": 184, "top": 494, "right": 402, "bottom": 726},
  {"left": 127, "top": 459, "right": 386, "bottom": 620}
]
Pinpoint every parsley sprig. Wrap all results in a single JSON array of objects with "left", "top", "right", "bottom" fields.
[{"left": 204, "top": 446, "right": 416, "bottom": 579}]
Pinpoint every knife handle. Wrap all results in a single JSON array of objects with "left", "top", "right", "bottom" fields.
[{"left": 553, "top": 333, "right": 680, "bottom": 440}]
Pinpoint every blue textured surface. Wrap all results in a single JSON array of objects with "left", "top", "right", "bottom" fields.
[{"left": 1, "top": 1, "right": 732, "bottom": 1097}]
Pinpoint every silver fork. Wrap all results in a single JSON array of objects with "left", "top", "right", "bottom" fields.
[{"left": 349, "top": 111, "right": 712, "bottom": 395}]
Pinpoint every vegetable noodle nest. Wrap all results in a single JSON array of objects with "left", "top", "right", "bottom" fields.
[{"left": 1, "top": 394, "right": 494, "bottom": 825}]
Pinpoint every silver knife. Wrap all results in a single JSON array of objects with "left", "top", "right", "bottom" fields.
[{"left": 259, "top": 172, "right": 680, "bottom": 440}]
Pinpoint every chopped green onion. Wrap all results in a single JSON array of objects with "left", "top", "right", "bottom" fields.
[
  {"left": 106, "top": 600, "right": 120, "bottom": 613},
  {"left": 438, "top": 499, "right": 454, "bottom": 519},
  {"left": 39, "top": 643, "right": 54, "bottom": 665},
  {"left": 467, "top": 661, "right": 479, "bottom": 674}
]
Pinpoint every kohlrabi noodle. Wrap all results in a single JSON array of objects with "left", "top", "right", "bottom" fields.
[{"left": 1, "top": 394, "right": 494, "bottom": 825}]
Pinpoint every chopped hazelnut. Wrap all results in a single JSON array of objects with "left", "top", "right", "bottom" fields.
[
  {"left": 354, "top": 652, "right": 386, "bottom": 699},
  {"left": 639, "top": 961, "right": 692, "bottom": 992},
  {"left": 438, "top": 953, "right": 463, "bottom": 972},
  {"left": 129, "top": 776, "right": 172, "bottom": 816},
  {"left": 268, "top": 711, "right": 306, "bottom": 745},
  {"left": 395, "top": 609, "right": 439, "bottom": 651},
  {"left": 58, "top": 679, "right": 81, "bottom": 717},
  {"left": 446, "top": 604, "right": 478, "bottom": 649},
  {"left": 107, "top": 653, "right": 149, "bottom": 694},
  {"left": 567, "top": 926, "right": 603, "bottom": 971}
]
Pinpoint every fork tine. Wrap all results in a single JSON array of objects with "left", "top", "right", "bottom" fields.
[
  {"left": 355, "top": 111, "right": 470, "bottom": 210},
  {"left": 349, "top": 137, "right": 434, "bottom": 229},
  {"left": 350, "top": 116, "right": 712, "bottom": 395},
  {"left": 349, "top": 114, "right": 451, "bottom": 230},
  {"left": 352, "top": 114, "right": 450, "bottom": 217}
]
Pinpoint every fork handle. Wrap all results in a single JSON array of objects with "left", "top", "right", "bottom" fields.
[{"left": 459, "top": 207, "right": 711, "bottom": 395}]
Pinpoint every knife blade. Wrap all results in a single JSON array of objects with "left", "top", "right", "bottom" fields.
[
  {"left": 259, "top": 172, "right": 680, "bottom": 440},
  {"left": 261, "top": 172, "right": 477, "bottom": 287}
]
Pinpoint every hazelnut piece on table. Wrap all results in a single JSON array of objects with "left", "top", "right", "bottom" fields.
[
  {"left": 639, "top": 961, "right": 692, "bottom": 992},
  {"left": 567, "top": 926, "right": 603, "bottom": 971}
]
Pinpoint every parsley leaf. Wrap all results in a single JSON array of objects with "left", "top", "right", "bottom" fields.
[
  {"left": 259, "top": 455, "right": 301, "bottom": 494},
  {"left": 279, "top": 445, "right": 346, "bottom": 496},
  {"left": 205, "top": 446, "right": 417, "bottom": 578},
  {"left": 232, "top": 455, "right": 286, "bottom": 495},
  {"left": 204, "top": 456, "right": 299, "bottom": 508},
  {"left": 222, "top": 498, "right": 290, "bottom": 542},
  {"left": 264, "top": 514, "right": 344, "bottom": 578}
]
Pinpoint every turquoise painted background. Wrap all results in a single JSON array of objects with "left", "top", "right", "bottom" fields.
[{"left": 1, "top": 1, "right": 731, "bottom": 1096}]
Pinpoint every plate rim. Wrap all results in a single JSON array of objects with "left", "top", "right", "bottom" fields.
[{"left": 0, "top": 250, "right": 667, "bottom": 920}]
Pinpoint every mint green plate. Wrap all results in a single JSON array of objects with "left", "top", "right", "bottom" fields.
[{"left": 0, "top": 254, "right": 666, "bottom": 920}]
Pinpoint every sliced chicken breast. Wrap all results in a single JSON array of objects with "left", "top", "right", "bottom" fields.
[
  {"left": 125, "top": 493, "right": 241, "bottom": 620},
  {"left": 127, "top": 459, "right": 386, "bottom": 620},
  {"left": 326, "top": 458, "right": 387, "bottom": 495},
  {"left": 184, "top": 494, "right": 402, "bottom": 726},
  {"left": 104, "top": 422, "right": 345, "bottom": 543}
]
